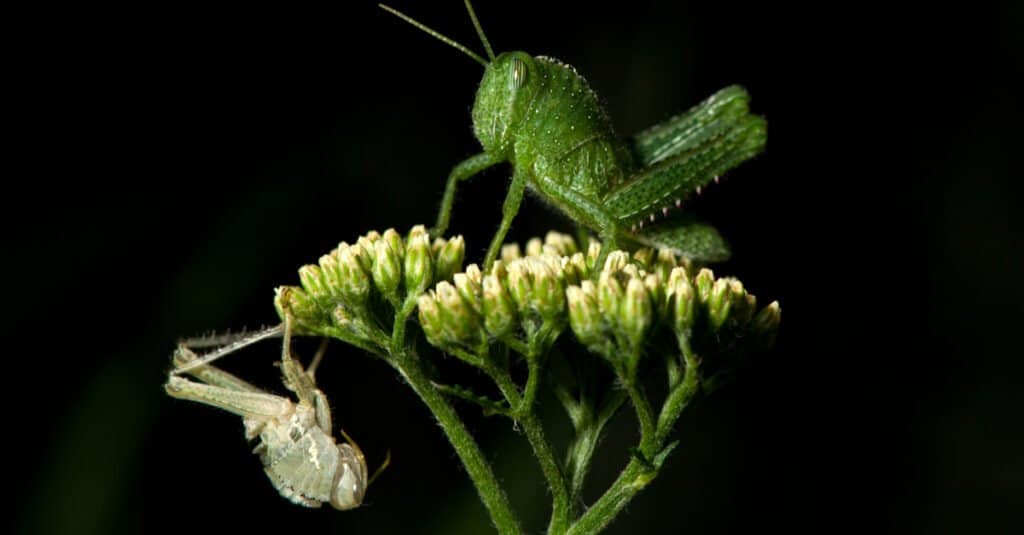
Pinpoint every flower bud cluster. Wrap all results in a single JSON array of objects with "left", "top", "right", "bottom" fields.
[
  {"left": 418, "top": 232, "right": 582, "bottom": 357},
  {"left": 274, "top": 225, "right": 465, "bottom": 347},
  {"left": 566, "top": 250, "right": 781, "bottom": 378}
]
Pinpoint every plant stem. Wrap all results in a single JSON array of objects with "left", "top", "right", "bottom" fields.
[
  {"left": 656, "top": 339, "right": 701, "bottom": 445},
  {"left": 488, "top": 365, "right": 571, "bottom": 534},
  {"left": 625, "top": 380, "right": 657, "bottom": 455},
  {"left": 565, "top": 459, "right": 655, "bottom": 535},
  {"left": 391, "top": 350, "right": 522, "bottom": 535},
  {"left": 570, "top": 343, "right": 702, "bottom": 534}
]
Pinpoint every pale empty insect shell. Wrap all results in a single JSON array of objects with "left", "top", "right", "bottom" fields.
[{"left": 164, "top": 321, "right": 386, "bottom": 509}]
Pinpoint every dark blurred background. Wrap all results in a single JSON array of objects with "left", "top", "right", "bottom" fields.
[{"left": 9, "top": 1, "right": 1022, "bottom": 533}]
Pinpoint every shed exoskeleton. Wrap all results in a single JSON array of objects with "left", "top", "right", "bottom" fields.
[{"left": 164, "top": 318, "right": 387, "bottom": 509}]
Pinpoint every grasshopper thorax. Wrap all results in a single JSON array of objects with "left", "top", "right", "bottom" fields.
[{"left": 472, "top": 51, "right": 539, "bottom": 157}]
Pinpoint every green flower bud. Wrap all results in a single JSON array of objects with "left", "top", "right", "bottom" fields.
[
  {"left": 435, "top": 281, "right": 483, "bottom": 348},
  {"left": 752, "top": 300, "right": 781, "bottom": 347},
  {"left": 417, "top": 293, "right": 444, "bottom": 346},
  {"left": 274, "top": 286, "right": 319, "bottom": 326},
  {"left": 708, "top": 278, "right": 732, "bottom": 331},
  {"left": 318, "top": 253, "right": 344, "bottom": 298},
  {"left": 567, "top": 284, "right": 604, "bottom": 347},
  {"left": 382, "top": 228, "right": 405, "bottom": 261},
  {"left": 619, "top": 277, "right": 653, "bottom": 351},
  {"left": 694, "top": 268, "right": 716, "bottom": 305},
  {"left": 482, "top": 273, "right": 516, "bottom": 338},
  {"left": 597, "top": 271, "right": 623, "bottom": 319},
  {"left": 505, "top": 261, "right": 533, "bottom": 314},
  {"left": 562, "top": 252, "right": 588, "bottom": 286},
  {"left": 644, "top": 273, "right": 667, "bottom": 319},
  {"left": 528, "top": 258, "right": 566, "bottom": 322},
  {"left": 434, "top": 235, "right": 465, "bottom": 282},
  {"left": 501, "top": 243, "right": 522, "bottom": 262},
  {"left": 653, "top": 248, "right": 677, "bottom": 282},
  {"left": 525, "top": 237, "right": 543, "bottom": 257},
  {"left": 337, "top": 245, "right": 371, "bottom": 305},
  {"left": 544, "top": 231, "right": 578, "bottom": 256},
  {"left": 603, "top": 250, "right": 630, "bottom": 274},
  {"left": 667, "top": 267, "right": 696, "bottom": 334},
  {"left": 298, "top": 264, "right": 330, "bottom": 301},
  {"left": 372, "top": 239, "right": 402, "bottom": 300},
  {"left": 453, "top": 266, "right": 482, "bottom": 315},
  {"left": 586, "top": 240, "right": 602, "bottom": 271},
  {"left": 728, "top": 279, "right": 756, "bottom": 327},
  {"left": 348, "top": 241, "right": 374, "bottom": 274},
  {"left": 404, "top": 232, "right": 434, "bottom": 296},
  {"left": 631, "top": 248, "right": 654, "bottom": 270}
]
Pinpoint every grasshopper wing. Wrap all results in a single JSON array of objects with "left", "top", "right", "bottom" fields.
[{"left": 629, "top": 85, "right": 756, "bottom": 167}]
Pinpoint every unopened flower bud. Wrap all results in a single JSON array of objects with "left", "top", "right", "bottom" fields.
[
  {"left": 644, "top": 273, "right": 666, "bottom": 319},
  {"left": 453, "top": 268, "right": 482, "bottom": 314},
  {"left": 567, "top": 284, "right": 603, "bottom": 346},
  {"left": 434, "top": 235, "right": 465, "bottom": 282},
  {"left": 619, "top": 277, "right": 653, "bottom": 350},
  {"left": 561, "top": 253, "right": 588, "bottom": 286},
  {"left": 318, "top": 254, "right": 343, "bottom": 298},
  {"left": 482, "top": 274, "right": 516, "bottom": 337},
  {"left": 404, "top": 232, "right": 434, "bottom": 296},
  {"left": 752, "top": 300, "right": 781, "bottom": 347},
  {"left": 708, "top": 278, "right": 732, "bottom": 331},
  {"left": 372, "top": 240, "right": 402, "bottom": 299},
  {"left": 505, "top": 261, "right": 532, "bottom": 313},
  {"left": 274, "top": 286, "right": 319, "bottom": 325},
  {"left": 382, "top": 228, "right": 405, "bottom": 261},
  {"left": 585, "top": 240, "right": 602, "bottom": 268},
  {"left": 529, "top": 258, "right": 565, "bottom": 322},
  {"left": 525, "top": 237, "right": 543, "bottom": 257},
  {"left": 667, "top": 267, "right": 695, "bottom": 334},
  {"left": 435, "top": 281, "right": 482, "bottom": 347},
  {"left": 501, "top": 243, "right": 522, "bottom": 262},
  {"left": 544, "top": 231, "right": 577, "bottom": 256},
  {"left": 603, "top": 250, "right": 630, "bottom": 274},
  {"left": 597, "top": 271, "right": 623, "bottom": 319},
  {"left": 337, "top": 246, "right": 371, "bottom": 304},
  {"left": 417, "top": 293, "right": 444, "bottom": 346},
  {"left": 694, "top": 268, "right": 716, "bottom": 305},
  {"left": 298, "top": 265, "right": 330, "bottom": 301}
]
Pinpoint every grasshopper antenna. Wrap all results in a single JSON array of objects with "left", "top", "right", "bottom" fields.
[
  {"left": 463, "top": 0, "right": 495, "bottom": 61},
  {"left": 379, "top": 3, "right": 489, "bottom": 67}
]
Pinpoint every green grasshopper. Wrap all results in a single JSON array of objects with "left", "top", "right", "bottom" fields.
[{"left": 381, "top": 2, "right": 766, "bottom": 269}]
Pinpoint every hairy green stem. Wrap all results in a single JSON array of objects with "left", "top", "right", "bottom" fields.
[
  {"left": 488, "top": 365, "right": 571, "bottom": 534},
  {"left": 656, "top": 339, "right": 701, "bottom": 444},
  {"left": 392, "top": 351, "right": 522, "bottom": 535},
  {"left": 625, "top": 381, "right": 657, "bottom": 455},
  {"left": 565, "top": 459, "right": 655, "bottom": 535}
]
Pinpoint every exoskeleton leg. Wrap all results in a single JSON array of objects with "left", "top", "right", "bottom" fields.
[
  {"left": 433, "top": 152, "right": 501, "bottom": 238},
  {"left": 165, "top": 375, "right": 292, "bottom": 421}
]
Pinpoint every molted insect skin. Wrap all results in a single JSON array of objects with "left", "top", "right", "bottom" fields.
[
  {"left": 256, "top": 401, "right": 368, "bottom": 510},
  {"left": 164, "top": 333, "right": 376, "bottom": 511}
]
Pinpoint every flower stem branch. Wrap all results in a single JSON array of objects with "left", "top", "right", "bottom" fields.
[{"left": 391, "top": 349, "right": 522, "bottom": 535}]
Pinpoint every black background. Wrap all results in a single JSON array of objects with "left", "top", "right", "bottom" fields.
[{"left": 11, "top": 1, "right": 1022, "bottom": 534}]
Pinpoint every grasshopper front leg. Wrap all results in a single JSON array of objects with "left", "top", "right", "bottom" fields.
[{"left": 433, "top": 152, "right": 501, "bottom": 238}]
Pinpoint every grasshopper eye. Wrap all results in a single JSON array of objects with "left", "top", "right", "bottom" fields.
[{"left": 511, "top": 57, "right": 527, "bottom": 89}]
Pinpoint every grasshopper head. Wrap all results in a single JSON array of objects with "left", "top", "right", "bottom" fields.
[{"left": 472, "top": 51, "right": 539, "bottom": 157}]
